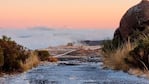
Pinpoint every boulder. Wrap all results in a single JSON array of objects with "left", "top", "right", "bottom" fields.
[{"left": 114, "top": 0, "right": 149, "bottom": 42}]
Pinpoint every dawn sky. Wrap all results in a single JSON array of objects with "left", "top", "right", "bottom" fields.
[{"left": 0, "top": 0, "right": 141, "bottom": 29}]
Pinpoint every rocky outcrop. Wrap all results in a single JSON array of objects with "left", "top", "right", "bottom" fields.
[
  {"left": 114, "top": 0, "right": 149, "bottom": 42},
  {"left": 80, "top": 40, "right": 103, "bottom": 46}
]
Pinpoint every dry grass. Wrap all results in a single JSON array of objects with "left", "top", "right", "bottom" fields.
[
  {"left": 102, "top": 35, "right": 149, "bottom": 78},
  {"left": 128, "top": 68, "right": 144, "bottom": 76},
  {"left": 20, "top": 52, "right": 40, "bottom": 71},
  {"left": 102, "top": 41, "right": 136, "bottom": 71},
  {"left": 48, "top": 57, "right": 58, "bottom": 62}
]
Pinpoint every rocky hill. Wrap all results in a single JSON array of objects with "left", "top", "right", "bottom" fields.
[{"left": 114, "top": 0, "right": 149, "bottom": 42}]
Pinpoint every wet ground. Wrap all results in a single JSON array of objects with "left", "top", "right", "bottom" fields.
[{"left": 0, "top": 62, "right": 149, "bottom": 84}]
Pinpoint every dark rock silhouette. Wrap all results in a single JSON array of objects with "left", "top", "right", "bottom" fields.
[
  {"left": 114, "top": 0, "right": 149, "bottom": 42},
  {"left": 80, "top": 40, "right": 102, "bottom": 46}
]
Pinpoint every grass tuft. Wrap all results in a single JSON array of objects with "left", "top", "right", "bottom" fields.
[
  {"left": 20, "top": 51, "right": 40, "bottom": 71},
  {"left": 102, "top": 40, "right": 136, "bottom": 71}
]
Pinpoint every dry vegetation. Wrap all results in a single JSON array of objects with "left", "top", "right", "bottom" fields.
[
  {"left": 102, "top": 41, "right": 136, "bottom": 71},
  {"left": 102, "top": 34, "right": 149, "bottom": 77},
  {"left": 20, "top": 52, "right": 40, "bottom": 71},
  {"left": 48, "top": 56, "right": 58, "bottom": 62},
  {"left": 0, "top": 35, "right": 41, "bottom": 73},
  {"left": 0, "top": 36, "right": 54, "bottom": 74}
]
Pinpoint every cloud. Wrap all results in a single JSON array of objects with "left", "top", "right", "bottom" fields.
[{"left": 0, "top": 28, "right": 115, "bottom": 49}]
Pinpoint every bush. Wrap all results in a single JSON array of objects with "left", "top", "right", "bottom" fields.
[
  {"left": 129, "top": 35, "right": 149, "bottom": 71},
  {"left": 102, "top": 39, "right": 122, "bottom": 53},
  {"left": 0, "top": 48, "right": 4, "bottom": 70},
  {"left": 0, "top": 48, "right": 4, "bottom": 65},
  {"left": 0, "top": 35, "right": 39, "bottom": 72},
  {"left": 36, "top": 50, "right": 50, "bottom": 61}
]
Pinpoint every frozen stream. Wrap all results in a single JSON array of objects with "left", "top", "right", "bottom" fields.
[{"left": 0, "top": 62, "right": 149, "bottom": 84}]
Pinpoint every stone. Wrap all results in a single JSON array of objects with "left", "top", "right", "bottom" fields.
[{"left": 114, "top": 0, "right": 149, "bottom": 42}]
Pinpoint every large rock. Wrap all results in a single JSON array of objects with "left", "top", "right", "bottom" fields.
[{"left": 114, "top": 0, "right": 149, "bottom": 42}]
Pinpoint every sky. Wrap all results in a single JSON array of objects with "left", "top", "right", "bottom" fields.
[{"left": 0, "top": 0, "right": 141, "bottom": 29}]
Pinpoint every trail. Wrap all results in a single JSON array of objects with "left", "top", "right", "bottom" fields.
[
  {"left": 0, "top": 62, "right": 149, "bottom": 84},
  {"left": 0, "top": 46, "right": 149, "bottom": 84}
]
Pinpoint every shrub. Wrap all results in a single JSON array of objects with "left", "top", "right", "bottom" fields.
[
  {"left": 67, "top": 43, "right": 73, "bottom": 46},
  {"left": 36, "top": 50, "right": 50, "bottom": 61},
  {"left": 129, "top": 35, "right": 149, "bottom": 71},
  {"left": 0, "top": 35, "right": 39, "bottom": 72},
  {"left": 0, "top": 48, "right": 4, "bottom": 68},
  {"left": 102, "top": 39, "right": 122, "bottom": 53}
]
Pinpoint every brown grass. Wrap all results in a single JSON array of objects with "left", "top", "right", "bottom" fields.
[
  {"left": 20, "top": 52, "right": 40, "bottom": 71},
  {"left": 48, "top": 57, "right": 58, "bottom": 62},
  {"left": 102, "top": 41, "right": 136, "bottom": 71},
  {"left": 128, "top": 68, "right": 144, "bottom": 76}
]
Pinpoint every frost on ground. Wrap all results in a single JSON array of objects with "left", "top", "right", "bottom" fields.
[{"left": 0, "top": 62, "right": 149, "bottom": 84}]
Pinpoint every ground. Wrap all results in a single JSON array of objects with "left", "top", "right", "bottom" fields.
[{"left": 0, "top": 45, "right": 149, "bottom": 84}]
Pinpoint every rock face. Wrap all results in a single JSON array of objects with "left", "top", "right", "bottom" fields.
[{"left": 114, "top": 0, "right": 149, "bottom": 42}]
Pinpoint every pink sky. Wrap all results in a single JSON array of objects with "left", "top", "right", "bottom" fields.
[{"left": 0, "top": 0, "right": 141, "bottom": 29}]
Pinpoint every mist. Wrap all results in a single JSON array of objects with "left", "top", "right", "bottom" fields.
[{"left": 0, "top": 28, "right": 115, "bottom": 49}]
